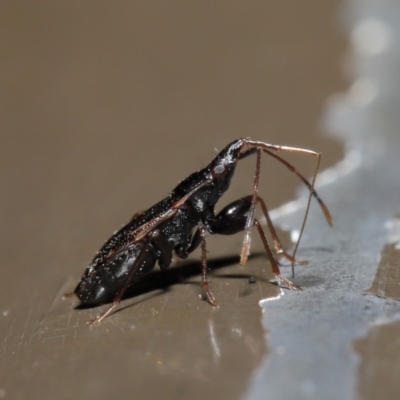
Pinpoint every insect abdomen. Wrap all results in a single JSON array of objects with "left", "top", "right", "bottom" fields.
[{"left": 74, "top": 244, "right": 158, "bottom": 305}]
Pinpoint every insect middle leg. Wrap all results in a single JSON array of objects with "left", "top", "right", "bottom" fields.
[
  {"left": 175, "top": 225, "right": 218, "bottom": 306},
  {"left": 207, "top": 196, "right": 302, "bottom": 291}
]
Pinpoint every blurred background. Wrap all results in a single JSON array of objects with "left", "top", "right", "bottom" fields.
[{"left": 6, "top": 1, "right": 399, "bottom": 399}]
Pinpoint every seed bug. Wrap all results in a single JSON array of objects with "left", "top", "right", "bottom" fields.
[{"left": 74, "top": 138, "right": 332, "bottom": 324}]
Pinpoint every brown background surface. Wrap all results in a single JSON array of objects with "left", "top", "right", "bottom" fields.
[{"left": 0, "top": 2, "right": 345, "bottom": 399}]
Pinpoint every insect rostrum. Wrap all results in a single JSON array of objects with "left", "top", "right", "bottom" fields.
[{"left": 74, "top": 138, "right": 332, "bottom": 324}]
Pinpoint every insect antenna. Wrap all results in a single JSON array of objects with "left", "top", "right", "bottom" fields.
[
  {"left": 241, "top": 139, "right": 332, "bottom": 278},
  {"left": 261, "top": 148, "right": 325, "bottom": 277},
  {"left": 262, "top": 149, "right": 332, "bottom": 226}
]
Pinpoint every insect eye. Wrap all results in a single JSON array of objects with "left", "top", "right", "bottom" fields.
[{"left": 212, "top": 164, "right": 226, "bottom": 177}]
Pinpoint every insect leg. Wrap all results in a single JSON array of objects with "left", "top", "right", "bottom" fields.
[
  {"left": 256, "top": 195, "right": 308, "bottom": 272},
  {"left": 88, "top": 230, "right": 157, "bottom": 325},
  {"left": 253, "top": 219, "right": 301, "bottom": 290},
  {"left": 239, "top": 141, "right": 332, "bottom": 229},
  {"left": 174, "top": 226, "right": 218, "bottom": 304},
  {"left": 151, "top": 232, "right": 173, "bottom": 270},
  {"left": 213, "top": 196, "right": 289, "bottom": 259},
  {"left": 174, "top": 229, "right": 202, "bottom": 259},
  {"left": 240, "top": 195, "right": 307, "bottom": 266},
  {"left": 238, "top": 139, "right": 332, "bottom": 276},
  {"left": 241, "top": 146, "right": 261, "bottom": 266},
  {"left": 198, "top": 224, "right": 218, "bottom": 306},
  {"left": 207, "top": 196, "right": 301, "bottom": 290},
  {"left": 260, "top": 148, "right": 332, "bottom": 226}
]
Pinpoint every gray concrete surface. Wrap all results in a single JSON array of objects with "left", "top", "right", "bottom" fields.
[{"left": 247, "top": 1, "right": 400, "bottom": 399}]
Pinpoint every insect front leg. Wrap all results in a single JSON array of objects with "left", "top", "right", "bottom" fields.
[
  {"left": 206, "top": 196, "right": 302, "bottom": 291},
  {"left": 209, "top": 195, "right": 301, "bottom": 263},
  {"left": 255, "top": 196, "right": 308, "bottom": 268}
]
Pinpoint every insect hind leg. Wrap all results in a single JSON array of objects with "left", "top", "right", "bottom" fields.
[{"left": 88, "top": 231, "right": 157, "bottom": 325}]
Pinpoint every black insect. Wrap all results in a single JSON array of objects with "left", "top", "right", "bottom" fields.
[{"left": 74, "top": 138, "right": 332, "bottom": 324}]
